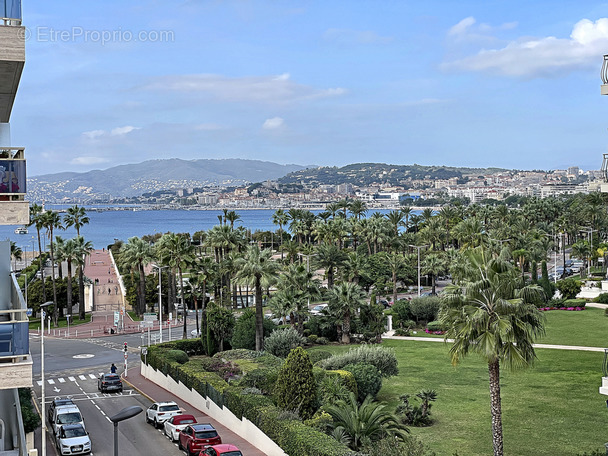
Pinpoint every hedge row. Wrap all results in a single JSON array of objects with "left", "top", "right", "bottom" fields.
[{"left": 145, "top": 341, "right": 356, "bottom": 456}]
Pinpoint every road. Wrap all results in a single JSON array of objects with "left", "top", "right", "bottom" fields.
[{"left": 30, "top": 335, "right": 177, "bottom": 456}]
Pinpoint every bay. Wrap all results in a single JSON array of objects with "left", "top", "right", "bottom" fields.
[{"left": 0, "top": 206, "right": 405, "bottom": 251}]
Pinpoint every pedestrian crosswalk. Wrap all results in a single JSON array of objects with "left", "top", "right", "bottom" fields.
[{"left": 36, "top": 372, "right": 104, "bottom": 386}]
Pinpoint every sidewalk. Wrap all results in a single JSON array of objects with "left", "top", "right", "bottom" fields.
[{"left": 122, "top": 362, "right": 268, "bottom": 455}]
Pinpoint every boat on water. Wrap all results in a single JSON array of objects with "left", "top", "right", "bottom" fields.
[{"left": 14, "top": 226, "right": 27, "bottom": 234}]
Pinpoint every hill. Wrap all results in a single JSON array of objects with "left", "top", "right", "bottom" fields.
[{"left": 28, "top": 158, "right": 311, "bottom": 199}]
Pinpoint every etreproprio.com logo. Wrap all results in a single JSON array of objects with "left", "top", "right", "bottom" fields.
[{"left": 18, "top": 26, "right": 175, "bottom": 45}]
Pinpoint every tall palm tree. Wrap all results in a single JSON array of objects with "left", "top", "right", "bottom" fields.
[
  {"left": 157, "top": 233, "right": 196, "bottom": 339},
  {"left": 421, "top": 253, "right": 446, "bottom": 295},
  {"left": 325, "top": 392, "right": 409, "bottom": 451},
  {"left": 349, "top": 199, "right": 368, "bottom": 220},
  {"left": 74, "top": 236, "right": 94, "bottom": 320},
  {"left": 224, "top": 210, "right": 241, "bottom": 230},
  {"left": 385, "top": 252, "right": 405, "bottom": 305},
  {"left": 40, "top": 210, "right": 64, "bottom": 325},
  {"left": 275, "top": 262, "right": 320, "bottom": 333},
  {"left": 120, "top": 237, "right": 154, "bottom": 316},
  {"left": 64, "top": 205, "right": 90, "bottom": 317},
  {"left": 10, "top": 241, "right": 22, "bottom": 271},
  {"left": 328, "top": 281, "right": 366, "bottom": 344},
  {"left": 314, "top": 243, "right": 346, "bottom": 289},
  {"left": 272, "top": 209, "right": 289, "bottom": 260},
  {"left": 55, "top": 237, "right": 79, "bottom": 315},
  {"left": 28, "top": 203, "right": 47, "bottom": 302},
  {"left": 439, "top": 248, "right": 545, "bottom": 456},
  {"left": 235, "top": 245, "right": 278, "bottom": 350}
]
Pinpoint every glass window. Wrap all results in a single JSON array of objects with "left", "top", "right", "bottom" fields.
[
  {"left": 0, "top": 159, "right": 25, "bottom": 194},
  {"left": 194, "top": 431, "right": 218, "bottom": 439},
  {"left": 2, "top": 0, "right": 21, "bottom": 20},
  {"left": 160, "top": 404, "right": 180, "bottom": 412}
]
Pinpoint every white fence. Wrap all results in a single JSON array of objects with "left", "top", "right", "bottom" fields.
[{"left": 141, "top": 363, "right": 287, "bottom": 456}]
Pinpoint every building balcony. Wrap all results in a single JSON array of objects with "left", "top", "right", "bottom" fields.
[
  {"left": 0, "top": 271, "right": 31, "bottom": 390},
  {"left": 0, "top": 3, "right": 24, "bottom": 123},
  {"left": 0, "top": 146, "right": 27, "bottom": 224}
]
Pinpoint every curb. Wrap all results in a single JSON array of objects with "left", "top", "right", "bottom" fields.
[{"left": 120, "top": 372, "right": 155, "bottom": 403}]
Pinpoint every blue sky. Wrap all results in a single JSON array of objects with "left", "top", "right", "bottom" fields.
[{"left": 11, "top": 1, "right": 608, "bottom": 176}]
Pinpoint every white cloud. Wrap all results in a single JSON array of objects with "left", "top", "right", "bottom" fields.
[
  {"left": 70, "top": 156, "right": 109, "bottom": 165},
  {"left": 448, "top": 17, "right": 476, "bottom": 37},
  {"left": 82, "top": 130, "right": 105, "bottom": 140},
  {"left": 442, "top": 17, "right": 608, "bottom": 77},
  {"left": 262, "top": 117, "right": 285, "bottom": 130},
  {"left": 111, "top": 126, "right": 139, "bottom": 136},
  {"left": 82, "top": 126, "right": 140, "bottom": 139},
  {"left": 142, "top": 73, "right": 347, "bottom": 103},
  {"left": 323, "top": 28, "right": 393, "bottom": 45}
]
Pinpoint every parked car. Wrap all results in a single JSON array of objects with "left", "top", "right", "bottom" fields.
[
  {"left": 52, "top": 405, "right": 85, "bottom": 436},
  {"left": 163, "top": 414, "right": 197, "bottom": 442},
  {"left": 55, "top": 423, "right": 91, "bottom": 456},
  {"left": 201, "top": 444, "right": 243, "bottom": 456},
  {"left": 178, "top": 423, "right": 222, "bottom": 456},
  {"left": 48, "top": 397, "right": 75, "bottom": 425},
  {"left": 145, "top": 401, "right": 182, "bottom": 428},
  {"left": 378, "top": 299, "right": 391, "bottom": 309},
  {"left": 309, "top": 303, "right": 328, "bottom": 315},
  {"left": 98, "top": 373, "right": 123, "bottom": 393}
]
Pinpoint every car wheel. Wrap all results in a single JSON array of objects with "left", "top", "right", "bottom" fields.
[
  {"left": 178, "top": 440, "right": 183, "bottom": 450},
  {"left": 154, "top": 418, "right": 159, "bottom": 429},
  {"left": 145, "top": 414, "right": 151, "bottom": 424},
  {"left": 187, "top": 444, "right": 195, "bottom": 456}
]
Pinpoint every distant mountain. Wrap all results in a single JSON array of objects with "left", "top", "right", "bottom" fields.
[
  {"left": 278, "top": 163, "right": 509, "bottom": 186},
  {"left": 28, "top": 158, "right": 312, "bottom": 199}
]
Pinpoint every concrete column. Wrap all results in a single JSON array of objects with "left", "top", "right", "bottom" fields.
[{"left": 0, "top": 124, "right": 10, "bottom": 147}]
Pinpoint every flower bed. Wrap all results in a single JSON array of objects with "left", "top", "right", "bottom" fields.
[
  {"left": 425, "top": 328, "right": 446, "bottom": 335},
  {"left": 539, "top": 306, "right": 585, "bottom": 312}
]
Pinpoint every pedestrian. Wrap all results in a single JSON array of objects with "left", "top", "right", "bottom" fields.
[
  {"left": 115, "top": 286, "right": 118, "bottom": 295},
  {"left": 108, "top": 268, "right": 111, "bottom": 274},
  {"left": 108, "top": 287, "right": 111, "bottom": 295},
  {"left": 110, "top": 363, "right": 117, "bottom": 373}
]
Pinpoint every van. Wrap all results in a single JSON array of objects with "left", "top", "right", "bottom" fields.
[{"left": 52, "top": 405, "right": 85, "bottom": 436}]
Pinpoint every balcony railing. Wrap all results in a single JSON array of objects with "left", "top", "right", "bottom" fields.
[
  {"left": 1, "top": 0, "right": 20, "bottom": 25},
  {"left": 0, "top": 272, "right": 28, "bottom": 358}
]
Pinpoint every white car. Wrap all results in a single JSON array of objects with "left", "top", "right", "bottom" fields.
[
  {"left": 163, "top": 414, "right": 197, "bottom": 442},
  {"left": 55, "top": 423, "right": 91, "bottom": 456},
  {"left": 145, "top": 401, "right": 182, "bottom": 428},
  {"left": 309, "top": 304, "right": 328, "bottom": 315}
]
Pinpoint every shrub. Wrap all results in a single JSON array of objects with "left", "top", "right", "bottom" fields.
[
  {"left": 316, "top": 337, "right": 329, "bottom": 345},
  {"left": 215, "top": 348, "right": 261, "bottom": 360},
  {"left": 308, "top": 350, "right": 333, "bottom": 365},
  {"left": 324, "top": 370, "right": 358, "bottom": 396},
  {"left": 317, "top": 345, "right": 399, "bottom": 378},
  {"left": 264, "top": 326, "right": 307, "bottom": 358},
  {"left": 317, "top": 375, "right": 352, "bottom": 406},
  {"left": 594, "top": 293, "right": 608, "bottom": 304},
  {"left": 231, "top": 308, "right": 276, "bottom": 350},
  {"left": 274, "top": 347, "right": 317, "bottom": 419},
  {"left": 343, "top": 362, "right": 382, "bottom": 402},
  {"left": 307, "top": 334, "right": 318, "bottom": 344},
  {"left": 409, "top": 297, "right": 441, "bottom": 323},
  {"left": 165, "top": 349, "right": 189, "bottom": 364},
  {"left": 19, "top": 388, "right": 40, "bottom": 433},
  {"left": 394, "top": 328, "right": 411, "bottom": 336},
  {"left": 556, "top": 278, "right": 582, "bottom": 300},
  {"left": 564, "top": 299, "right": 586, "bottom": 308},
  {"left": 426, "top": 321, "right": 446, "bottom": 332},
  {"left": 391, "top": 299, "right": 413, "bottom": 327},
  {"left": 238, "top": 367, "right": 281, "bottom": 395}
]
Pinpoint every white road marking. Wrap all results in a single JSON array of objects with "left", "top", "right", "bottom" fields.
[
  {"left": 79, "top": 375, "right": 86, "bottom": 380},
  {"left": 48, "top": 379, "right": 55, "bottom": 384},
  {"left": 88, "top": 374, "right": 97, "bottom": 379},
  {"left": 37, "top": 381, "right": 42, "bottom": 386},
  {"left": 68, "top": 376, "right": 75, "bottom": 381},
  {"left": 58, "top": 378, "right": 65, "bottom": 383}
]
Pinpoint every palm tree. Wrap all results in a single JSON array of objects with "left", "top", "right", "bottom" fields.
[
  {"left": 235, "top": 245, "right": 278, "bottom": 350},
  {"left": 349, "top": 199, "right": 368, "bottom": 220},
  {"left": 10, "top": 241, "right": 22, "bottom": 271},
  {"left": 225, "top": 210, "right": 241, "bottom": 230},
  {"left": 64, "top": 205, "right": 90, "bottom": 317},
  {"left": 275, "top": 262, "right": 320, "bottom": 333},
  {"left": 272, "top": 209, "right": 289, "bottom": 260},
  {"left": 314, "top": 243, "right": 346, "bottom": 289},
  {"left": 328, "top": 281, "right": 366, "bottom": 344},
  {"left": 157, "top": 233, "right": 195, "bottom": 339},
  {"left": 40, "top": 210, "right": 64, "bottom": 325},
  {"left": 325, "top": 392, "right": 409, "bottom": 451},
  {"left": 421, "top": 253, "right": 446, "bottom": 295},
  {"left": 385, "top": 252, "right": 405, "bottom": 305},
  {"left": 439, "top": 248, "right": 545, "bottom": 456},
  {"left": 74, "top": 236, "right": 94, "bottom": 320},
  {"left": 55, "top": 237, "right": 78, "bottom": 315},
  {"left": 28, "top": 203, "right": 47, "bottom": 302},
  {"left": 120, "top": 237, "right": 154, "bottom": 316}
]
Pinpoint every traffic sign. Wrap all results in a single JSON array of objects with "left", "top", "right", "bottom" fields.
[{"left": 26, "top": 308, "right": 32, "bottom": 317}]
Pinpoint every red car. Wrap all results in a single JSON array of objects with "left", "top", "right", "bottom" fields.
[
  {"left": 178, "top": 424, "right": 221, "bottom": 456},
  {"left": 200, "top": 444, "right": 243, "bottom": 456}
]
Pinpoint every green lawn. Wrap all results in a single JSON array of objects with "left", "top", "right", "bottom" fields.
[
  {"left": 309, "top": 308, "right": 608, "bottom": 456},
  {"left": 537, "top": 307, "right": 608, "bottom": 347},
  {"left": 28, "top": 313, "right": 91, "bottom": 330}
]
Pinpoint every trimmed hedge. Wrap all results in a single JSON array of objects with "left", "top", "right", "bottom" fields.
[{"left": 564, "top": 298, "right": 586, "bottom": 308}]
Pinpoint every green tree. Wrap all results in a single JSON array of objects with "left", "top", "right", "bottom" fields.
[
  {"left": 273, "top": 346, "right": 316, "bottom": 419},
  {"left": 120, "top": 237, "right": 154, "bottom": 316},
  {"left": 556, "top": 278, "right": 582, "bottom": 299},
  {"left": 28, "top": 203, "right": 47, "bottom": 302},
  {"left": 328, "top": 281, "right": 367, "bottom": 344},
  {"left": 64, "top": 205, "right": 90, "bottom": 319},
  {"left": 206, "top": 302, "right": 235, "bottom": 352},
  {"left": 439, "top": 248, "right": 545, "bottom": 456},
  {"left": 40, "top": 210, "right": 64, "bottom": 325},
  {"left": 235, "top": 245, "right": 278, "bottom": 350}
]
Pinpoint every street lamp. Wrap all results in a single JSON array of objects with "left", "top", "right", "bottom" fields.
[
  {"left": 580, "top": 227, "right": 598, "bottom": 276},
  {"left": 151, "top": 264, "right": 167, "bottom": 343},
  {"left": 109, "top": 406, "right": 143, "bottom": 456},
  {"left": 409, "top": 245, "right": 428, "bottom": 297},
  {"left": 40, "top": 301, "right": 53, "bottom": 456}
]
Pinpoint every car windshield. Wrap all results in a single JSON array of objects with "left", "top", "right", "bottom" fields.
[
  {"left": 195, "top": 430, "right": 218, "bottom": 439},
  {"left": 160, "top": 404, "right": 180, "bottom": 412},
  {"left": 104, "top": 375, "right": 119, "bottom": 380},
  {"left": 63, "top": 427, "right": 87, "bottom": 438},
  {"left": 57, "top": 413, "right": 82, "bottom": 424}
]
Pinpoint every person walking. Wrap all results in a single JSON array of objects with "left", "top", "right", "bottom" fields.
[{"left": 110, "top": 363, "right": 117, "bottom": 374}]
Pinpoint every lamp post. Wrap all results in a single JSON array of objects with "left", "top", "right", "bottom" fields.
[
  {"left": 409, "top": 245, "right": 427, "bottom": 297},
  {"left": 151, "top": 264, "right": 167, "bottom": 343},
  {"left": 109, "top": 406, "right": 143, "bottom": 456},
  {"left": 40, "top": 301, "right": 53, "bottom": 456},
  {"left": 580, "top": 227, "right": 598, "bottom": 276}
]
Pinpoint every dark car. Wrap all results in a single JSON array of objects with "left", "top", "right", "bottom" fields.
[
  {"left": 178, "top": 423, "right": 221, "bottom": 456},
  {"left": 97, "top": 373, "right": 123, "bottom": 393},
  {"left": 48, "top": 398, "right": 75, "bottom": 425}
]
